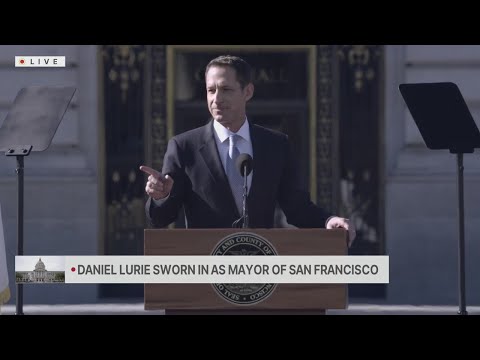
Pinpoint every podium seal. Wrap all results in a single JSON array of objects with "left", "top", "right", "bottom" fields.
[{"left": 211, "top": 232, "right": 278, "bottom": 305}]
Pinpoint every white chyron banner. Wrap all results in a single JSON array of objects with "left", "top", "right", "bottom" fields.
[{"left": 56, "top": 255, "right": 388, "bottom": 284}]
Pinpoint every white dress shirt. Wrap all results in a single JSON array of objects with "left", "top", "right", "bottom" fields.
[{"left": 213, "top": 118, "right": 253, "bottom": 193}]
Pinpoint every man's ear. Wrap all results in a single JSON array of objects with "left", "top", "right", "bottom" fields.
[{"left": 244, "top": 83, "right": 254, "bottom": 102}]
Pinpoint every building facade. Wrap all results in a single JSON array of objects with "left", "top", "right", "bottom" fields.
[{"left": 16, "top": 257, "right": 64, "bottom": 283}]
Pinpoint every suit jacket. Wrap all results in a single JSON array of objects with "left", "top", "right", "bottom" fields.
[{"left": 146, "top": 120, "right": 332, "bottom": 228}]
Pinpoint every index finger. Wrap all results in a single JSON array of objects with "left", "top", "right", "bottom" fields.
[{"left": 139, "top": 165, "right": 162, "bottom": 179}]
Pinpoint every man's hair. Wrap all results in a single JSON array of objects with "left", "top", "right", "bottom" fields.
[{"left": 205, "top": 55, "right": 253, "bottom": 89}]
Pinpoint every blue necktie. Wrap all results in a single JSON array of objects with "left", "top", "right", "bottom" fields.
[{"left": 226, "top": 134, "right": 243, "bottom": 214}]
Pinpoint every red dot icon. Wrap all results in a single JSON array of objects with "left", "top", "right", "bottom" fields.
[
  {"left": 71, "top": 267, "right": 76, "bottom": 272},
  {"left": 19, "top": 59, "right": 25, "bottom": 64}
]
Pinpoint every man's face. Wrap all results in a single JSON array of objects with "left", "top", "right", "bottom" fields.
[{"left": 206, "top": 65, "right": 253, "bottom": 131}]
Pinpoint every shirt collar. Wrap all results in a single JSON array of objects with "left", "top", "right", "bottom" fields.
[{"left": 213, "top": 118, "right": 251, "bottom": 144}]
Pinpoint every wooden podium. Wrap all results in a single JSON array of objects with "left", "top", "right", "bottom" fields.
[{"left": 144, "top": 228, "right": 348, "bottom": 315}]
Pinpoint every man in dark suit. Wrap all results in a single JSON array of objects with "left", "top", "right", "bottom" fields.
[{"left": 141, "top": 55, "right": 356, "bottom": 246}]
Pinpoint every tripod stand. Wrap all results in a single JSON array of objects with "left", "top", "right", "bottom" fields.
[
  {"left": 399, "top": 82, "right": 480, "bottom": 315},
  {"left": 0, "top": 86, "right": 76, "bottom": 315}
]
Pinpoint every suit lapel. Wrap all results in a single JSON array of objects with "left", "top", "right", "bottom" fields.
[
  {"left": 199, "top": 121, "right": 240, "bottom": 218},
  {"left": 248, "top": 124, "right": 269, "bottom": 207}
]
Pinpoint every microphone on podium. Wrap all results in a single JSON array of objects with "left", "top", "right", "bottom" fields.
[{"left": 233, "top": 154, "right": 253, "bottom": 228}]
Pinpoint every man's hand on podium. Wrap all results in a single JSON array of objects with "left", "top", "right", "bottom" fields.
[
  {"left": 140, "top": 165, "right": 174, "bottom": 200},
  {"left": 326, "top": 217, "right": 356, "bottom": 247}
]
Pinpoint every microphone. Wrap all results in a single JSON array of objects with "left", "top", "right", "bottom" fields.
[
  {"left": 233, "top": 154, "right": 253, "bottom": 228},
  {"left": 235, "top": 153, "right": 253, "bottom": 177}
]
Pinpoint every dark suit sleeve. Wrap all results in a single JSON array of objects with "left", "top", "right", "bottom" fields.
[
  {"left": 277, "top": 135, "right": 332, "bottom": 228},
  {"left": 146, "top": 137, "right": 186, "bottom": 228}
]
